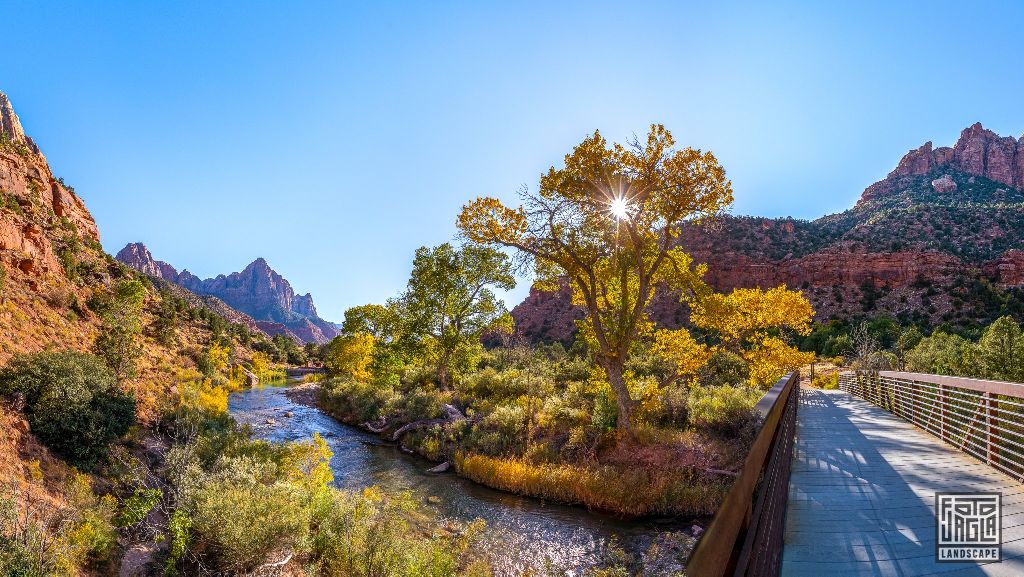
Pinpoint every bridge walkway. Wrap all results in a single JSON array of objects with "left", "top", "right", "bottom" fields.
[{"left": 782, "top": 388, "right": 1024, "bottom": 577}]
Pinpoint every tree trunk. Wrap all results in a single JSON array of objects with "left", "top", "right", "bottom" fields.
[{"left": 603, "top": 359, "right": 636, "bottom": 434}]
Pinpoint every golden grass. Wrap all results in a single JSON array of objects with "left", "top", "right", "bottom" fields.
[{"left": 455, "top": 452, "right": 728, "bottom": 517}]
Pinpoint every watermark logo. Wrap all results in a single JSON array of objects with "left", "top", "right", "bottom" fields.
[{"left": 936, "top": 492, "right": 1002, "bottom": 562}]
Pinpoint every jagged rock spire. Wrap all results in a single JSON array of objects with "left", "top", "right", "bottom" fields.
[{"left": 0, "top": 91, "right": 26, "bottom": 142}]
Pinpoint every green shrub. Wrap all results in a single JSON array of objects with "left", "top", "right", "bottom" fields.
[
  {"left": 466, "top": 403, "right": 526, "bottom": 456},
  {"left": 320, "top": 378, "right": 397, "bottom": 423},
  {"left": 0, "top": 351, "right": 136, "bottom": 469},
  {"left": 687, "top": 385, "right": 762, "bottom": 435},
  {"left": 93, "top": 279, "right": 146, "bottom": 379},
  {"left": 309, "top": 487, "right": 482, "bottom": 577},
  {"left": 190, "top": 479, "right": 309, "bottom": 572},
  {"left": 698, "top": 350, "right": 750, "bottom": 387}
]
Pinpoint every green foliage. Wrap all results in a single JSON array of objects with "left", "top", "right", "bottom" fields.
[
  {"left": 394, "top": 243, "right": 515, "bottom": 388},
  {"left": 164, "top": 510, "right": 191, "bottom": 576},
  {"left": 190, "top": 479, "right": 309, "bottom": 571},
  {"left": 0, "top": 351, "right": 136, "bottom": 469},
  {"left": 0, "top": 191, "right": 24, "bottom": 216},
  {"left": 93, "top": 279, "right": 146, "bottom": 379},
  {"left": 686, "top": 385, "right": 762, "bottom": 435},
  {"left": 115, "top": 488, "right": 161, "bottom": 528},
  {"left": 153, "top": 290, "right": 185, "bottom": 347},
  {"left": 976, "top": 316, "right": 1024, "bottom": 381},
  {"left": 698, "top": 350, "right": 749, "bottom": 387},
  {"left": 56, "top": 233, "right": 81, "bottom": 282},
  {"left": 0, "top": 475, "right": 118, "bottom": 576},
  {"left": 309, "top": 487, "right": 483, "bottom": 577},
  {"left": 905, "top": 331, "right": 977, "bottom": 376}
]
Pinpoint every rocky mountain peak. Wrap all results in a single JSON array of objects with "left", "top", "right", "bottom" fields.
[
  {"left": 0, "top": 92, "right": 26, "bottom": 142},
  {"left": 115, "top": 242, "right": 178, "bottom": 280},
  {"left": 116, "top": 245, "right": 339, "bottom": 344},
  {"left": 862, "top": 123, "right": 1024, "bottom": 203},
  {"left": 0, "top": 91, "right": 40, "bottom": 155}
]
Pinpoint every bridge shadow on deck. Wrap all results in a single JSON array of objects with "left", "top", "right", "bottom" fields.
[{"left": 782, "top": 388, "right": 1024, "bottom": 577}]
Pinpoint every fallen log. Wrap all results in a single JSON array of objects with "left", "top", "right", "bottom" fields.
[
  {"left": 361, "top": 418, "right": 388, "bottom": 433},
  {"left": 390, "top": 404, "right": 466, "bottom": 441}
]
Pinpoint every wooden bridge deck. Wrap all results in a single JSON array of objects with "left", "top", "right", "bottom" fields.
[{"left": 782, "top": 388, "right": 1024, "bottom": 577}]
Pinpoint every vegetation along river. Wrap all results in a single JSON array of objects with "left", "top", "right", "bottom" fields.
[{"left": 228, "top": 380, "right": 701, "bottom": 575}]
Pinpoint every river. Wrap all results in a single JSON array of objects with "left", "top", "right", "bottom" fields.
[{"left": 228, "top": 380, "right": 698, "bottom": 575}]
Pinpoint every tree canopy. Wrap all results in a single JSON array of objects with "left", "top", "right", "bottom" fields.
[
  {"left": 333, "top": 243, "right": 515, "bottom": 388},
  {"left": 459, "top": 125, "right": 813, "bottom": 431}
]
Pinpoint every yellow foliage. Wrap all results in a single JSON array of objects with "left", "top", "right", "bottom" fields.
[
  {"left": 653, "top": 328, "right": 713, "bottom": 381},
  {"left": 283, "top": 433, "right": 334, "bottom": 490},
  {"left": 692, "top": 285, "right": 814, "bottom": 343},
  {"left": 176, "top": 378, "right": 229, "bottom": 415},
  {"left": 325, "top": 332, "right": 375, "bottom": 382},
  {"left": 251, "top": 351, "right": 271, "bottom": 379},
  {"left": 455, "top": 452, "right": 727, "bottom": 516},
  {"left": 207, "top": 342, "right": 230, "bottom": 374},
  {"left": 744, "top": 336, "right": 815, "bottom": 387}
]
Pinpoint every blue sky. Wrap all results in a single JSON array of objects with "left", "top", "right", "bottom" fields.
[{"left": 3, "top": 1, "right": 1023, "bottom": 321}]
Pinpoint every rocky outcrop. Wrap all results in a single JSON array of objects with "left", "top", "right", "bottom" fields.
[
  {"left": 692, "top": 247, "right": 961, "bottom": 292},
  {"left": 510, "top": 282, "right": 585, "bottom": 344},
  {"left": 931, "top": 174, "right": 957, "bottom": 193},
  {"left": 116, "top": 243, "right": 179, "bottom": 280},
  {"left": 862, "top": 123, "right": 1024, "bottom": 202},
  {"left": 292, "top": 293, "right": 317, "bottom": 317},
  {"left": 983, "top": 250, "right": 1024, "bottom": 287},
  {"left": 0, "top": 91, "right": 99, "bottom": 282},
  {"left": 117, "top": 244, "right": 339, "bottom": 344}
]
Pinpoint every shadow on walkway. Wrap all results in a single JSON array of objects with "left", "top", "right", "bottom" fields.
[{"left": 781, "top": 388, "right": 1024, "bottom": 577}]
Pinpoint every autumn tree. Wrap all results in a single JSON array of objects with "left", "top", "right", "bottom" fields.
[
  {"left": 458, "top": 125, "right": 732, "bottom": 432},
  {"left": 689, "top": 285, "right": 815, "bottom": 387},
  {"left": 395, "top": 243, "right": 515, "bottom": 388},
  {"left": 324, "top": 333, "right": 376, "bottom": 381}
]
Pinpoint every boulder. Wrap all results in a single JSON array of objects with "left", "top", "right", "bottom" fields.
[
  {"left": 931, "top": 174, "right": 957, "bottom": 193},
  {"left": 426, "top": 461, "right": 451, "bottom": 473}
]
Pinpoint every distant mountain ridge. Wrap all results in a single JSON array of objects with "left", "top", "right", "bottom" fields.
[
  {"left": 116, "top": 243, "right": 339, "bottom": 344},
  {"left": 512, "top": 123, "right": 1024, "bottom": 343}
]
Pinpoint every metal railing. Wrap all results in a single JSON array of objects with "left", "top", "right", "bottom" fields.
[
  {"left": 839, "top": 371, "right": 1024, "bottom": 481},
  {"left": 687, "top": 372, "right": 800, "bottom": 577}
]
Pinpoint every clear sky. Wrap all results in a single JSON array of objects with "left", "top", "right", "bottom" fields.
[{"left": 3, "top": 1, "right": 1023, "bottom": 321}]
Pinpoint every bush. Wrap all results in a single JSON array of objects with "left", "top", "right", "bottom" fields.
[
  {"left": 686, "top": 385, "right": 762, "bottom": 436},
  {"left": 320, "top": 378, "right": 397, "bottom": 423},
  {"left": 811, "top": 373, "right": 839, "bottom": 390},
  {"left": 308, "top": 486, "right": 486, "bottom": 577},
  {"left": 190, "top": 479, "right": 310, "bottom": 571},
  {"left": 698, "top": 350, "right": 750, "bottom": 388},
  {"left": 0, "top": 351, "right": 136, "bottom": 469}
]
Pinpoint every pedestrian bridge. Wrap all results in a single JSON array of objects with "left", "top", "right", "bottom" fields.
[{"left": 686, "top": 372, "right": 1024, "bottom": 577}]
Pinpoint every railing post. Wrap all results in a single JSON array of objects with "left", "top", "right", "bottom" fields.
[
  {"left": 986, "top": 394, "right": 999, "bottom": 467},
  {"left": 939, "top": 384, "right": 947, "bottom": 443}
]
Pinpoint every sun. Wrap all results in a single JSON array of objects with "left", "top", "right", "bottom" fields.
[{"left": 609, "top": 196, "right": 630, "bottom": 220}]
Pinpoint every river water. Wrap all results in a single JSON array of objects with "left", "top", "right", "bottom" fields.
[{"left": 228, "top": 381, "right": 696, "bottom": 575}]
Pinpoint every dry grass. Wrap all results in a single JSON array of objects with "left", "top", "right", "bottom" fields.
[{"left": 455, "top": 451, "right": 729, "bottom": 517}]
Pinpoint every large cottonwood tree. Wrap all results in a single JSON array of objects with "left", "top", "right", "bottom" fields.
[{"left": 458, "top": 125, "right": 733, "bottom": 432}]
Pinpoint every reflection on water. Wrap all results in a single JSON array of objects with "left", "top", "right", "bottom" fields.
[{"left": 228, "top": 381, "right": 695, "bottom": 575}]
